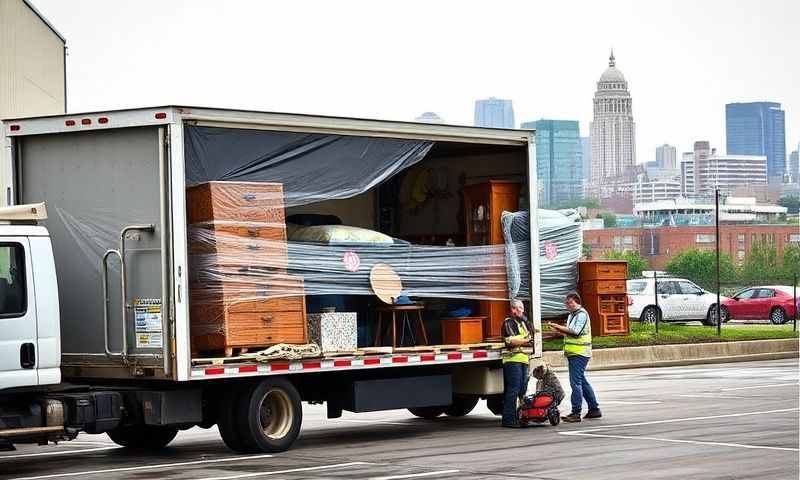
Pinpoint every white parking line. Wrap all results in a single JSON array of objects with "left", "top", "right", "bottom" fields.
[
  {"left": 567, "top": 431, "right": 798, "bottom": 452},
  {"left": 0, "top": 446, "right": 121, "bottom": 460},
  {"left": 559, "top": 408, "right": 800, "bottom": 452},
  {"left": 677, "top": 394, "right": 755, "bottom": 399},
  {"left": 9, "top": 454, "right": 274, "bottom": 480},
  {"left": 196, "top": 462, "right": 371, "bottom": 480},
  {"left": 720, "top": 383, "right": 799, "bottom": 391},
  {"left": 370, "top": 470, "right": 461, "bottom": 480},
  {"left": 560, "top": 407, "right": 799, "bottom": 433},
  {"left": 336, "top": 419, "right": 411, "bottom": 426},
  {"left": 602, "top": 400, "right": 663, "bottom": 405}
]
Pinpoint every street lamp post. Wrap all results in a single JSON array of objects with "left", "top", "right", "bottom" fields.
[{"left": 715, "top": 188, "right": 721, "bottom": 337}]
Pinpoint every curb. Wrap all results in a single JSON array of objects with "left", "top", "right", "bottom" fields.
[{"left": 541, "top": 338, "right": 799, "bottom": 371}]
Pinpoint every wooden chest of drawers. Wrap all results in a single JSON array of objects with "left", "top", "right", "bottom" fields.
[
  {"left": 187, "top": 181, "right": 307, "bottom": 356},
  {"left": 577, "top": 261, "right": 629, "bottom": 336}
]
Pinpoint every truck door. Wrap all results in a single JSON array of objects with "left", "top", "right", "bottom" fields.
[
  {"left": 0, "top": 238, "right": 38, "bottom": 389},
  {"left": 18, "top": 128, "right": 167, "bottom": 375}
]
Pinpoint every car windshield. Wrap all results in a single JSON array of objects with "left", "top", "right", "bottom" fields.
[{"left": 627, "top": 280, "right": 647, "bottom": 294}]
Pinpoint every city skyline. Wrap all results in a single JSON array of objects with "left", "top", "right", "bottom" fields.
[{"left": 29, "top": 0, "right": 799, "bottom": 168}]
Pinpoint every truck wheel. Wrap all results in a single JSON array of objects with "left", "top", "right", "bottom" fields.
[
  {"left": 408, "top": 406, "right": 446, "bottom": 419},
  {"left": 444, "top": 396, "right": 479, "bottom": 417},
  {"left": 218, "top": 384, "right": 253, "bottom": 453},
  {"left": 486, "top": 395, "right": 503, "bottom": 416},
  {"left": 235, "top": 378, "right": 302, "bottom": 453},
  {"left": 107, "top": 424, "right": 178, "bottom": 450}
]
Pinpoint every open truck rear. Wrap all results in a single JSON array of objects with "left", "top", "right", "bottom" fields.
[{"left": 1, "top": 107, "right": 540, "bottom": 452}]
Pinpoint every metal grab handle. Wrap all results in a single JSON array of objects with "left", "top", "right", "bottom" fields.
[
  {"left": 102, "top": 224, "right": 155, "bottom": 364},
  {"left": 102, "top": 249, "right": 124, "bottom": 361}
]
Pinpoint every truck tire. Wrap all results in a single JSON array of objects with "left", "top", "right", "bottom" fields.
[
  {"left": 235, "top": 378, "right": 302, "bottom": 453},
  {"left": 444, "top": 396, "right": 479, "bottom": 417},
  {"left": 486, "top": 395, "right": 503, "bottom": 416},
  {"left": 218, "top": 385, "right": 252, "bottom": 453},
  {"left": 408, "top": 406, "right": 446, "bottom": 419},
  {"left": 107, "top": 424, "right": 178, "bottom": 450}
]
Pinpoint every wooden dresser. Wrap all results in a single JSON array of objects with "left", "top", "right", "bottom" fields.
[
  {"left": 577, "top": 260, "right": 629, "bottom": 336},
  {"left": 187, "top": 181, "right": 307, "bottom": 356},
  {"left": 462, "top": 181, "right": 521, "bottom": 339}
]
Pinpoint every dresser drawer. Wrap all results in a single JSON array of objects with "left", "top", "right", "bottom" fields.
[
  {"left": 187, "top": 181, "right": 286, "bottom": 224},
  {"left": 579, "top": 261, "right": 628, "bottom": 281},
  {"left": 581, "top": 279, "right": 627, "bottom": 295},
  {"left": 225, "top": 311, "right": 307, "bottom": 345}
]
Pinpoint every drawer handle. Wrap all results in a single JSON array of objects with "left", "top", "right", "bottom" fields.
[
  {"left": 247, "top": 227, "right": 259, "bottom": 237},
  {"left": 243, "top": 194, "right": 257, "bottom": 201},
  {"left": 247, "top": 244, "right": 261, "bottom": 251},
  {"left": 261, "top": 315, "right": 274, "bottom": 323}
]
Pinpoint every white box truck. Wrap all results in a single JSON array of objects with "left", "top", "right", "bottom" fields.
[{"left": 0, "top": 106, "right": 540, "bottom": 452}]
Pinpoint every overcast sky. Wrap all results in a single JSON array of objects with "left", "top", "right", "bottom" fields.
[{"left": 34, "top": 0, "right": 799, "bottom": 163}]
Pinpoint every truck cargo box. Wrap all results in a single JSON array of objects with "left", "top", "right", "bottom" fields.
[{"left": 3, "top": 107, "right": 541, "bottom": 383}]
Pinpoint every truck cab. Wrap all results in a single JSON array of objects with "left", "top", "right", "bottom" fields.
[
  {"left": 0, "top": 203, "right": 60, "bottom": 391},
  {"left": 0, "top": 203, "right": 121, "bottom": 451}
]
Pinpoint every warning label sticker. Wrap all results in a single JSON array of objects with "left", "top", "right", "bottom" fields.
[{"left": 134, "top": 298, "right": 162, "bottom": 348}]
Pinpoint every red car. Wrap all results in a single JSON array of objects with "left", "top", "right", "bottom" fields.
[{"left": 721, "top": 286, "right": 799, "bottom": 324}]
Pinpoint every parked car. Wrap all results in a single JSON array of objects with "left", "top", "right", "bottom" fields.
[
  {"left": 720, "top": 286, "right": 799, "bottom": 324},
  {"left": 627, "top": 276, "right": 729, "bottom": 326}
]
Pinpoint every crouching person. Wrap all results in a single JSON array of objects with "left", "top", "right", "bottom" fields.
[
  {"left": 501, "top": 299, "right": 535, "bottom": 428},
  {"left": 531, "top": 363, "right": 565, "bottom": 407}
]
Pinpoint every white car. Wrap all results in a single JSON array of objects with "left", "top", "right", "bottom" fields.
[{"left": 627, "top": 276, "right": 730, "bottom": 325}]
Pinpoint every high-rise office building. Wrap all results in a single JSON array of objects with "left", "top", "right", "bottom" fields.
[
  {"left": 789, "top": 148, "right": 799, "bottom": 184},
  {"left": 683, "top": 142, "right": 767, "bottom": 197},
  {"left": 589, "top": 51, "right": 636, "bottom": 197},
  {"left": 655, "top": 144, "right": 677, "bottom": 169},
  {"left": 680, "top": 152, "right": 694, "bottom": 197},
  {"left": 725, "top": 102, "right": 786, "bottom": 181},
  {"left": 581, "top": 136, "right": 592, "bottom": 193},
  {"left": 697, "top": 154, "right": 768, "bottom": 197},
  {"left": 474, "top": 98, "right": 514, "bottom": 128},
  {"left": 521, "top": 119, "right": 583, "bottom": 206}
]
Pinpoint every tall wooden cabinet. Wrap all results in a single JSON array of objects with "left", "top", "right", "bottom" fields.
[{"left": 462, "top": 181, "right": 521, "bottom": 338}]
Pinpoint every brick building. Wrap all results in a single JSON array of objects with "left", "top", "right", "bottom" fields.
[{"left": 584, "top": 224, "right": 800, "bottom": 270}]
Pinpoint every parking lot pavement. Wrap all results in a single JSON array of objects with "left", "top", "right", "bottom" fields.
[{"left": 2, "top": 358, "right": 797, "bottom": 480}]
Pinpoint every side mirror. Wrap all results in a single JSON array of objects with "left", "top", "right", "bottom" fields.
[
  {"left": 696, "top": 290, "right": 704, "bottom": 296},
  {"left": 732, "top": 297, "right": 739, "bottom": 301}
]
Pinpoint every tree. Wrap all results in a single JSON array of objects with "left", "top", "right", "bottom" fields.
[
  {"left": 780, "top": 243, "right": 800, "bottom": 282},
  {"left": 602, "top": 250, "right": 649, "bottom": 278},
  {"left": 741, "top": 241, "right": 779, "bottom": 284},
  {"left": 598, "top": 213, "right": 617, "bottom": 228},
  {"left": 665, "top": 248, "right": 737, "bottom": 291},
  {"left": 778, "top": 196, "right": 800, "bottom": 215}
]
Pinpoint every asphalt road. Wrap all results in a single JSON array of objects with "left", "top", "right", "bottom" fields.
[{"left": 1, "top": 359, "right": 798, "bottom": 480}]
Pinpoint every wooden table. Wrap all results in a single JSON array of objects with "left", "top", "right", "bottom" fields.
[{"left": 374, "top": 304, "right": 428, "bottom": 348}]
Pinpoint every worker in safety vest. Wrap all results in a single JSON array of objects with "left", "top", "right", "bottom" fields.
[
  {"left": 500, "top": 299, "right": 536, "bottom": 427},
  {"left": 547, "top": 292, "right": 601, "bottom": 422}
]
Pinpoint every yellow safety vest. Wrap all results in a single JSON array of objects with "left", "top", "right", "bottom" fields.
[
  {"left": 503, "top": 319, "right": 531, "bottom": 364},
  {"left": 563, "top": 308, "right": 592, "bottom": 357}
]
